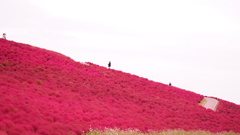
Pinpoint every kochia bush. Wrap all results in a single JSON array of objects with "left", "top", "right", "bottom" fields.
[{"left": 0, "top": 39, "right": 239, "bottom": 135}]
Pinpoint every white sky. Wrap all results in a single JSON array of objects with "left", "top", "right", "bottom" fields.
[{"left": 1, "top": 0, "right": 240, "bottom": 104}]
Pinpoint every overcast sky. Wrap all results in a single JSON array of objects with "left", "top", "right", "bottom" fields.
[{"left": 1, "top": 0, "right": 240, "bottom": 104}]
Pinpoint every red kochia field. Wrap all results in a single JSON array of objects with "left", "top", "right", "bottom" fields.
[{"left": 0, "top": 39, "right": 239, "bottom": 135}]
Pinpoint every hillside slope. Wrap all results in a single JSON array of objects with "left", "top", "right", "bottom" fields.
[{"left": 0, "top": 39, "right": 240, "bottom": 135}]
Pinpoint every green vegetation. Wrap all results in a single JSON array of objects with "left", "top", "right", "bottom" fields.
[
  {"left": 36, "top": 79, "right": 42, "bottom": 85},
  {"left": 86, "top": 129, "right": 240, "bottom": 135}
]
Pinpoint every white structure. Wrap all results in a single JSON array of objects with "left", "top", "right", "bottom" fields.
[
  {"left": 2, "top": 33, "right": 6, "bottom": 39},
  {"left": 202, "top": 97, "right": 219, "bottom": 111}
]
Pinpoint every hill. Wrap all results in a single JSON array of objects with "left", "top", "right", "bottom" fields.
[{"left": 0, "top": 39, "right": 239, "bottom": 135}]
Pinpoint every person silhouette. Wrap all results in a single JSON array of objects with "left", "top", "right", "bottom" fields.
[
  {"left": 169, "top": 82, "right": 172, "bottom": 86},
  {"left": 108, "top": 61, "right": 111, "bottom": 68},
  {"left": 3, "top": 33, "right": 6, "bottom": 39}
]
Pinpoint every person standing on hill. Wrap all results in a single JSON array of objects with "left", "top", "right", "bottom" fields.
[
  {"left": 108, "top": 61, "right": 111, "bottom": 68},
  {"left": 2, "top": 33, "right": 6, "bottom": 39},
  {"left": 169, "top": 82, "right": 172, "bottom": 86}
]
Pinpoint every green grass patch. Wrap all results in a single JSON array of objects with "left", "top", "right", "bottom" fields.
[{"left": 86, "top": 129, "right": 240, "bottom": 135}]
